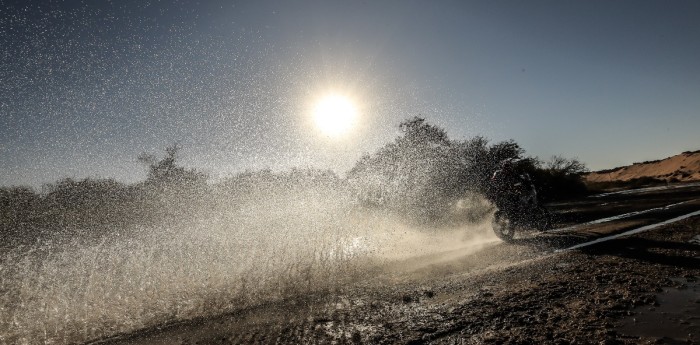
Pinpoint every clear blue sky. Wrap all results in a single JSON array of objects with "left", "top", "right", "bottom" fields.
[{"left": 2, "top": 0, "right": 699, "bottom": 187}]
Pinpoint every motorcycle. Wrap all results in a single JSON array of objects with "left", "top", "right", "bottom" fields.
[{"left": 488, "top": 169, "right": 553, "bottom": 241}]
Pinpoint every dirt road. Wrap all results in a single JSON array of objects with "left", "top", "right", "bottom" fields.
[{"left": 95, "top": 184, "right": 700, "bottom": 345}]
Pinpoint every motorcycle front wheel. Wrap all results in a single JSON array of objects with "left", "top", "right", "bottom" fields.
[
  {"left": 535, "top": 206, "right": 553, "bottom": 231},
  {"left": 492, "top": 210, "right": 516, "bottom": 242}
]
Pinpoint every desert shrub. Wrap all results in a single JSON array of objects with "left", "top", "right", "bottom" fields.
[
  {"left": 0, "top": 186, "right": 41, "bottom": 246},
  {"left": 1, "top": 179, "right": 142, "bottom": 246},
  {"left": 528, "top": 156, "right": 589, "bottom": 201},
  {"left": 135, "top": 145, "right": 210, "bottom": 224},
  {"left": 586, "top": 176, "right": 667, "bottom": 192},
  {"left": 0, "top": 186, "right": 38, "bottom": 225},
  {"left": 347, "top": 117, "right": 466, "bottom": 223},
  {"left": 595, "top": 166, "right": 625, "bottom": 175},
  {"left": 41, "top": 178, "right": 135, "bottom": 225},
  {"left": 213, "top": 167, "right": 347, "bottom": 218}
]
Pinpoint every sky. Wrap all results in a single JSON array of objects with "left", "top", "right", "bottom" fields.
[{"left": 2, "top": 0, "right": 699, "bottom": 187}]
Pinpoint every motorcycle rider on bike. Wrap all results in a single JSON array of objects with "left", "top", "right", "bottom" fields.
[
  {"left": 490, "top": 159, "right": 538, "bottom": 209},
  {"left": 488, "top": 159, "right": 549, "bottom": 241}
]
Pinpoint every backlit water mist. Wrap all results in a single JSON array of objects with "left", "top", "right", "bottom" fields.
[{"left": 0, "top": 185, "right": 497, "bottom": 344}]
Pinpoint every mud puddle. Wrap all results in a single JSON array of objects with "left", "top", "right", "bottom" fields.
[{"left": 619, "top": 279, "right": 700, "bottom": 344}]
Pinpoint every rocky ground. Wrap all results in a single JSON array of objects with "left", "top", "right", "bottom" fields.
[{"left": 96, "top": 185, "right": 700, "bottom": 345}]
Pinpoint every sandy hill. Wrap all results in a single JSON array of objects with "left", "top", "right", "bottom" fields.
[{"left": 586, "top": 150, "right": 700, "bottom": 183}]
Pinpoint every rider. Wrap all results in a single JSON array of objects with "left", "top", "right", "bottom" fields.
[{"left": 490, "top": 159, "right": 538, "bottom": 208}]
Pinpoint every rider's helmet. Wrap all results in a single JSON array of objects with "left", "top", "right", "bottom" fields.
[{"left": 498, "top": 158, "right": 518, "bottom": 175}]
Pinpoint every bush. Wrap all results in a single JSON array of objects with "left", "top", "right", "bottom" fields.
[
  {"left": 348, "top": 117, "right": 473, "bottom": 223},
  {"left": 586, "top": 176, "right": 667, "bottom": 192},
  {"left": 529, "top": 156, "right": 589, "bottom": 201}
]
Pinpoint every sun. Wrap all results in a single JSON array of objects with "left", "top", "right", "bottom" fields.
[{"left": 313, "top": 94, "right": 358, "bottom": 137}]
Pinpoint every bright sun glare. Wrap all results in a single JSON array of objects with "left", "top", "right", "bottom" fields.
[{"left": 313, "top": 94, "right": 357, "bottom": 137}]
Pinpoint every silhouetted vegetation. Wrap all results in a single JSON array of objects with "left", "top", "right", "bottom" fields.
[
  {"left": 633, "top": 159, "right": 663, "bottom": 165},
  {"left": 529, "top": 155, "right": 588, "bottom": 202},
  {"left": 594, "top": 166, "right": 626, "bottom": 175},
  {"left": 348, "top": 117, "right": 588, "bottom": 224},
  {"left": 585, "top": 177, "right": 668, "bottom": 192},
  {"left": 1, "top": 118, "right": 590, "bottom": 245}
]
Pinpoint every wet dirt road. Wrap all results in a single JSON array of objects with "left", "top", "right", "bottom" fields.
[{"left": 94, "top": 183, "right": 700, "bottom": 345}]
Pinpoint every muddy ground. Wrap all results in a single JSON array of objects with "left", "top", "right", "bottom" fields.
[{"left": 97, "top": 185, "right": 700, "bottom": 345}]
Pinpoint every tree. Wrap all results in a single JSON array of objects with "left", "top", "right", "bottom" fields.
[
  {"left": 138, "top": 144, "right": 207, "bottom": 191},
  {"left": 136, "top": 145, "right": 209, "bottom": 223},
  {"left": 544, "top": 155, "right": 588, "bottom": 176},
  {"left": 348, "top": 117, "right": 464, "bottom": 222},
  {"left": 398, "top": 116, "right": 449, "bottom": 145}
]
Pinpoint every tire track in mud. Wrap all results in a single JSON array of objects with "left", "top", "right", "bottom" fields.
[
  {"left": 561, "top": 209, "right": 700, "bottom": 251},
  {"left": 548, "top": 199, "right": 699, "bottom": 234},
  {"left": 531, "top": 198, "right": 700, "bottom": 251}
]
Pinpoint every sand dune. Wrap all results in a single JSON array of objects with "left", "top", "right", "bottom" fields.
[{"left": 586, "top": 150, "right": 700, "bottom": 183}]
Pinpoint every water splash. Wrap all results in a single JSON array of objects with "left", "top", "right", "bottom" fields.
[{"left": 0, "top": 190, "right": 495, "bottom": 344}]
